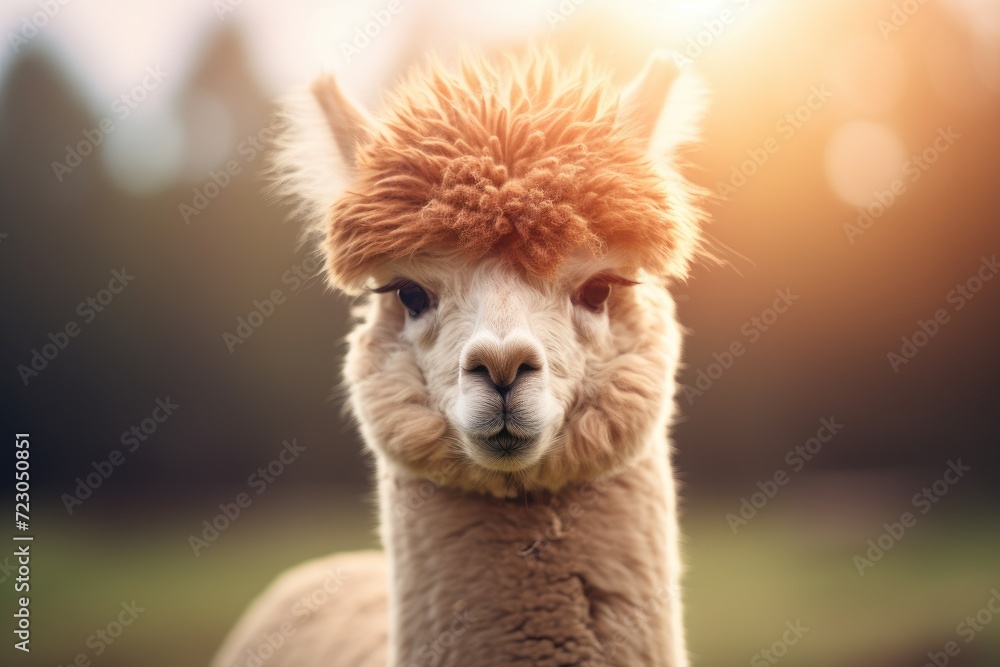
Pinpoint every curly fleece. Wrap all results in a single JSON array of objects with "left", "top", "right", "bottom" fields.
[{"left": 324, "top": 54, "right": 698, "bottom": 290}]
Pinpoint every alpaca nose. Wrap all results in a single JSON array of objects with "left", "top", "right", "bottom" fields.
[{"left": 460, "top": 333, "right": 545, "bottom": 396}]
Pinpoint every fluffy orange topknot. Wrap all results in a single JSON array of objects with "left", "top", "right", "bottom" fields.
[{"left": 322, "top": 53, "right": 701, "bottom": 290}]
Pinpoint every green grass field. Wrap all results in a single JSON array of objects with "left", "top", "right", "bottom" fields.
[{"left": 12, "top": 494, "right": 999, "bottom": 667}]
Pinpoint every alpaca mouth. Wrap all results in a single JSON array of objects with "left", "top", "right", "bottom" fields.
[
  {"left": 481, "top": 427, "right": 535, "bottom": 456},
  {"left": 465, "top": 425, "right": 541, "bottom": 471}
]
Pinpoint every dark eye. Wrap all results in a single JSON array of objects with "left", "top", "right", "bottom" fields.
[
  {"left": 397, "top": 282, "right": 431, "bottom": 317},
  {"left": 574, "top": 272, "right": 638, "bottom": 313},
  {"left": 577, "top": 279, "right": 612, "bottom": 312}
]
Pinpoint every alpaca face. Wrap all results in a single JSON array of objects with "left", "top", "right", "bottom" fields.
[
  {"left": 345, "top": 249, "right": 680, "bottom": 495},
  {"left": 279, "top": 52, "right": 705, "bottom": 495},
  {"left": 385, "top": 255, "right": 633, "bottom": 474}
]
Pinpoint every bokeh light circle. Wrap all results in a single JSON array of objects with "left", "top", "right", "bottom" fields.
[{"left": 825, "top": 121, "right": 907, "bottom": 208}]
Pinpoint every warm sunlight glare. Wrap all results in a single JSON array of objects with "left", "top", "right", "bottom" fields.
[
  {"left": 828, "top": 36, "right": 907, "bottom": 115},
  {"left": 825, "top": 121, "right": 907, "bottom": 208}
]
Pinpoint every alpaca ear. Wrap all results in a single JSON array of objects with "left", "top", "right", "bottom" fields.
[
  {"left": 310, "top": 73, "right": 374, "bottom": 169},
  {"left": 619, "top": 53, "right": 710, "bottom": 279},
  {"left": 271, "top": 73, "right": 374, "bottom": 245},
  {"left": 618, "top": 52, "right": 706, "bottom": 161}
]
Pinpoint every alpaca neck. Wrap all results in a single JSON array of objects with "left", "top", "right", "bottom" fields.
[{"left": 379, "top": 442, "right": 687, "bottom": 667}]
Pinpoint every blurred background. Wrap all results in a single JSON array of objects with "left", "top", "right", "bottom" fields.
[{"left": 1, "top": 0, "right": 998, "bottom": 665}]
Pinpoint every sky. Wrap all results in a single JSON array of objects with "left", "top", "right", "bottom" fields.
[
  {"left": 0, "top": 0, "right": 756, "bottom": 192},
  {"left": 0, "top": 0, "right": 757, "bottom": 104},
  {"left": 1, "top": 0, "right": 997, "bottom": 196}
]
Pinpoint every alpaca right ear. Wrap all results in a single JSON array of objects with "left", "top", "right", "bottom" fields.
[
  {"left": 271, "top": 73, "right": 374, "bottom": 244},
  {"left": 618, "top": 53, "right": 710, "bottom": 278}
]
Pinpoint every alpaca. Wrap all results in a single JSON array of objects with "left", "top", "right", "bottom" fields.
[{"left": 211, "top": 50, "right": 707, "bottom": 667}]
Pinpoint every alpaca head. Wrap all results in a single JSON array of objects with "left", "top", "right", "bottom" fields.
[{"left": 278, "top": 52, "right": 706, "bottom": 496}]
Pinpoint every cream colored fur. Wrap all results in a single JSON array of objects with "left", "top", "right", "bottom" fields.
[{"left": 212, "top": 51, "right": 704, "bottom": 667}]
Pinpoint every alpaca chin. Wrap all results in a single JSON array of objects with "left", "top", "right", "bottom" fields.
[{"left": 466, "top": 447, "right": 541, "bottom": 474}]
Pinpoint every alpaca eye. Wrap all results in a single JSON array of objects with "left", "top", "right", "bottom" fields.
[
  {"left": 577, "top": 279, "right": 612, "bottom": 312},
  {"left": 397, "top": 283, "right": 431, "bottom": 317}
]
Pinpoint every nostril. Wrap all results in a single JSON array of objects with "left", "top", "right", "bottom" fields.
[{"left": 460, "top": 338, "right": 545, "bottom": 390}]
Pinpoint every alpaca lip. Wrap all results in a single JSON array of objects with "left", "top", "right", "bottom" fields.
[
  {"left": 465, "top": 427, "right": 540, "bottom": 470},
  {"left": 481, "top": 428, "right": 534, "bottom": 455}
]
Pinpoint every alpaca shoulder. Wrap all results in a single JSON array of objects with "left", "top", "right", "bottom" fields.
[{"left": 211, "top": 550, "right": 388, "bottom": 667}]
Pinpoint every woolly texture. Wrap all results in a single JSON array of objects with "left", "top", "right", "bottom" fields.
[
  {"left": 212, "top": 50, "right": 704, "bottom": 667},
  {"left": 323, "top": 54, "right": 699, "bottom": 291},
  {"left": 343, "top": 278, "right": 681, "bottom": 496}
]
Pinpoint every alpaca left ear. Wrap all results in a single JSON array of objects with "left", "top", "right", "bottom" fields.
[
  {"left": 310, "top": 73, "right": 375, "bottom": 169},
  {"left": 618, "top": 52, "right": 706, "bottom": 162}
]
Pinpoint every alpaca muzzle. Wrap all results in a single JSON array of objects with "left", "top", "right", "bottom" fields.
[{"left": 456, "top": 329, "right": 553, "bottom": 469}]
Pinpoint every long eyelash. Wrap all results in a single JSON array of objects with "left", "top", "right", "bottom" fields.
[
  {"left": 369, "top": 278, "right": 414, "bottom": 294},
  {"left": 582, "top": 271, "right": 640, "bottom": 288}
]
